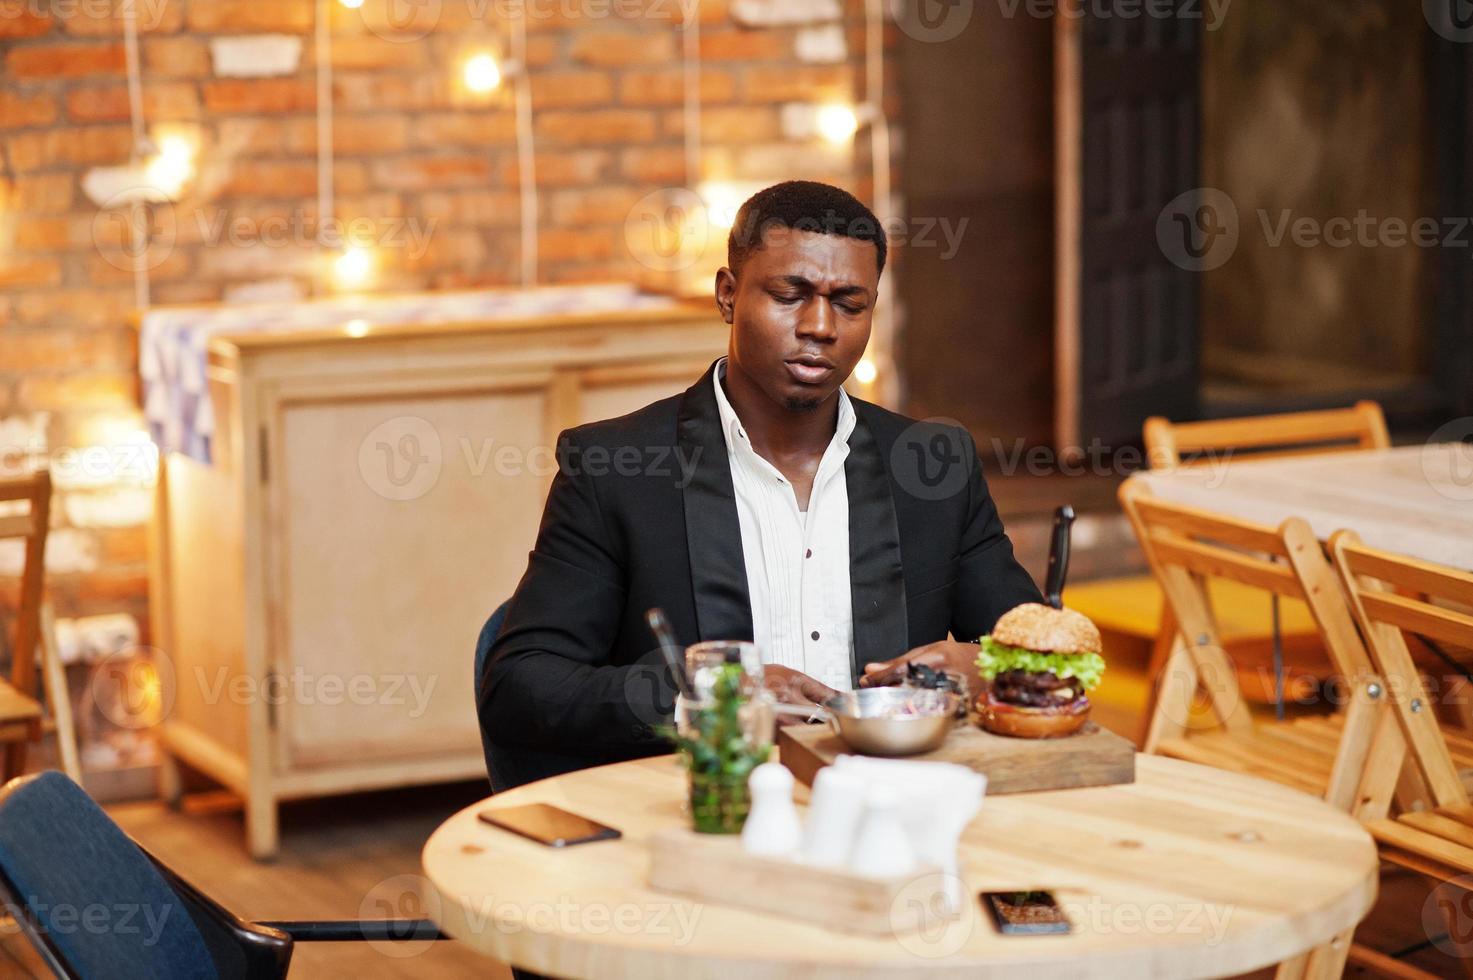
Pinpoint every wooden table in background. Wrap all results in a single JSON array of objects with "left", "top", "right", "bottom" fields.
[
  {"left": 421, "top": 753, "right": 1377, "bottom": 979},
  {"left": 1134, "top": 443, "right": 1473, "bottom": 571}
]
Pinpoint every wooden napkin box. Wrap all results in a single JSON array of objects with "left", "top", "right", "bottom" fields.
[
  {"left": 778, "top": 719, "right": 1135, "bottom": 794},
  {"left": 648, "top": 827, "right": 946, "bottom": 934}
]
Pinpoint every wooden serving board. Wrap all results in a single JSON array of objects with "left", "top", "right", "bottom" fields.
[
  {"left": 778, "top": 719, "right": 1135, "bottom": 794},
  {"left": 648, "top": 827, "right": 945, "bottom": 935}
]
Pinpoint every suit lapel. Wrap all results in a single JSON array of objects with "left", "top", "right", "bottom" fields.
[
  {"left": 678, "top": 360, "right": 754, "bottom": 642},
  {"left": 846, "top": 404, "right": 909, "bottom": 673}
]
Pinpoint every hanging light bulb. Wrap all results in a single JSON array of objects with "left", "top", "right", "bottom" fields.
[
  {"left": 144, "top": 132, "right": 195, "bottom": 199},
  {"left": 816, "top": 104, "right": 861, "bottom": 145},
  {"left": 463, "top": 52, "right": 503, "bottom": 94},
  {"left": 339, "top": 0, "right": 364, "bottom": 8},
  {"left": 332, "top": 246, "right": 374, "bottom": 290}
]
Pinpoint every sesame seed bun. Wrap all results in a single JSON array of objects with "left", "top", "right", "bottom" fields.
[{"left": 990, "top": 603, "right": 1103, "bottom": 656}]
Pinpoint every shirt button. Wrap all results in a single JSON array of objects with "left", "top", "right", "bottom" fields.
[
  {"left": 805, "top": 548, "right": 812, "bottom": 558},
  {"left": 810, "top": 630, "right": 820, "bottom": 641}
]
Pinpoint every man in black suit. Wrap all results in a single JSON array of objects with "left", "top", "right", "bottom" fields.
[{"left": 480, "top": 181, "right": 1041, "bottom": 789}]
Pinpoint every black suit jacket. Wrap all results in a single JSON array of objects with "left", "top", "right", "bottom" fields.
[{"left": 479, "top": 359, "right": 1041, "bottom": 787}]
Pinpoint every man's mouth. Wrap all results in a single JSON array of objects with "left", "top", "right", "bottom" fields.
[{"left": 785, "top": 355, "right": 835, "bottom": 385}]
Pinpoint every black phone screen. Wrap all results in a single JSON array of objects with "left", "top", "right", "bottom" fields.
[
  {"left": 981, "top": 890, "right": 1072, "bottom": 935},
  {"left": 478, "top": 804, "right": 622, "bottom": 847}
]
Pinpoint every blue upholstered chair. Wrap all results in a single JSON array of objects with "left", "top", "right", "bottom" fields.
[{"left": 0, "top": 770, "right": 444, "bottom": 979}]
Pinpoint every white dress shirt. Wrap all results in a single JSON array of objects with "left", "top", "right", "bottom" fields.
[{"left": 713, "top": 357, "right": 856, "bottom": 691}]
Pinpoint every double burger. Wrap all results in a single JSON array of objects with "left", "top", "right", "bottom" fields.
[{"left": 975, "top": 603, "right": 1106, "bottom": 738}]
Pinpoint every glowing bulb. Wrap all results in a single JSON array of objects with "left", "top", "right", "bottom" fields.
[
  {"left": 463, "top": 53, "right": 503, "bottom": 94},
  {"left": 339, "top": 0, "right": 364, "bottom": 8},
  {"left": 345, "top": 317, "right": 370, "bottom": 338},
  {"left": 816, "top": 104, "right": 860, "bottom": 145},
  {"left": 332, "top": 247, "right": 374, "bottom": 290},
  {"left": 854, "top": 359, "right": 878, "bottom": 385},
  {"left": 144, "top": 133, "right": 195, "bottom": 198}
]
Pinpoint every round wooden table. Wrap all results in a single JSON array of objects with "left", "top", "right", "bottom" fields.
[{"left": 422, "top": 753, "right": 1377, "bottom": 979}]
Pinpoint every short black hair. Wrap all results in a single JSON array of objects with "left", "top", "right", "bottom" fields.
[{"left": 727, "top": 180, "right": 887, "bottom": 278}]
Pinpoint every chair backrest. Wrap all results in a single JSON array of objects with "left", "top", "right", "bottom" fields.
[
  {"left": 0, "top": 770, "right": 218, "bottom": 979},
  {"left": 1143, "top": 401, "right": 1389, "bottom": 470},
  {"left": 0, "top": 470, "right": 51, "bottom": 698},
  {"left": 474, "top": 601, "right": 510, "bottom": 787},
  {"left": 1120, "top": 481, "right": 1374, "bottom": 749},
  {"left": 1331, "top": 532, "right": 1473, "bottom": 813}
]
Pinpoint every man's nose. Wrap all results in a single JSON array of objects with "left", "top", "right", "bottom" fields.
[{"left": 796, "top": 297, "right": 837, "bottom": 341}]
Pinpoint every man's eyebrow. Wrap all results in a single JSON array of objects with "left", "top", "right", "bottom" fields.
[{"left": 770, "top": 275, "right": 871, "bottom": 300}]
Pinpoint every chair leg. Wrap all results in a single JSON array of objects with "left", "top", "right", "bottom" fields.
[
  {"left": 38, "top": 604, "right": 81, "bottom": 783},
  {"left": 158, "top": 750, "right": 184, "bottom": 810},
  {"left": 1144, "top": 635, "right": 1194, "bottom": 754},
  {"left": 1272, "top": 950, "right": 1307, "bottom": 980},
  {"left": 1139, "top": 606, "right": 1180, "bottom": 746},
  {"left": 247, "top": 791, "right": 279, "bottom": 861},
  {"left": 1300, "top": 928, "right": 1353, "bottom": 980},
  {"left": 3, "top": 742, "right": 27, "bottom": 782}
]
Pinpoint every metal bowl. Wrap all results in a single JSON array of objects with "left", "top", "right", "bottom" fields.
[{"left": 823, "top": 687, "right": 959, "bottom": 757}]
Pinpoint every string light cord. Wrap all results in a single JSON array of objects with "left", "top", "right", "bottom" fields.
[
  {"left": 865, "top": 0, "right": 896, "bottom": 406},
  {"left": 120, "top": 0, "right": 150, "bottom": 309},
  {"left": 511, "top": 4, "right": 539, "bottom": 287},
  {"left": 316, "top": 0, "right": 336, "bottom": 241}
]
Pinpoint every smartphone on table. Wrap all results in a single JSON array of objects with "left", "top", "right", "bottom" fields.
[
  {"left": 980, "top": 890, "right": 1072, "bottom": 935},
  {"left": 478, "top": 803, "right": 621, "bottom": 848}
]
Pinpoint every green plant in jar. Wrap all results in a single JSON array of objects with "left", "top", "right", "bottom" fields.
[{"left": 662, "top": 662, "right": 772, "bottom": 834}]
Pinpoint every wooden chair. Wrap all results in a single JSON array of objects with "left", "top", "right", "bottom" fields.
[
  {"left": 1122, "top": 483, "right": 1455, "bottom": 978},
  {"left": 1068, "top": 402, "right": 1390, "bottom": 727},
  {"left": 1332, "top": 533, "right": 1473, "bottom": 979},
  {"left": 0, "top": 470, "right": 79, "bottom": 783}
]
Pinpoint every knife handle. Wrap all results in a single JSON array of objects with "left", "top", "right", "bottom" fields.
[{"left": 1044, "top": 504, "right": 1076, "bottom": 610}]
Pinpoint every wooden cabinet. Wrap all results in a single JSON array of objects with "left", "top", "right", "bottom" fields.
[{"left": 147, "top": 299, "right": 724, "bottom": 857}]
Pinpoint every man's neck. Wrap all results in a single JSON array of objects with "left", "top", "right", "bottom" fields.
[{"left": 721, "top": 358, "right": 839, "bottom": 461}]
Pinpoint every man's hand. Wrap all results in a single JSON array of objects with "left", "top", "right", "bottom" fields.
[
  {"left": 859, "top": 640, "right": 982, "bottom": 692},
  {"left": 763, "top": 664, "right": 838, "bottom": 724}
]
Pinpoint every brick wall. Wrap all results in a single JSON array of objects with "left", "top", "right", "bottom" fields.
[{"left": 0, "top": 0, "right": 898, "bottom": 634}]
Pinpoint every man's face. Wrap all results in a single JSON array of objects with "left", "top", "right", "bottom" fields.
[{"left": 716, "top": 227, "right": 879, "bottom": 414}]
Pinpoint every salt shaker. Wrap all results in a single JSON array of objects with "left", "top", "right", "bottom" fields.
[
  {"left": 741, "top": 762, "right": 801, "bottom": 858},
  {"left": 800, "top": 765, "right": 865, "bottom": 867},
  {"left": 848, "top": 785, "right": 916, "bottom": 878}
]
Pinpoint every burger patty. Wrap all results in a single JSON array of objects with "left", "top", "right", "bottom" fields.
[{"left": 990, "top": 670, "right": 1085, "bottom": 708}]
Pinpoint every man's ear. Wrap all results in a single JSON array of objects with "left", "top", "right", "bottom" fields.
[{"left": 714, "top": 267, "right": 736, "bottom": 325}]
